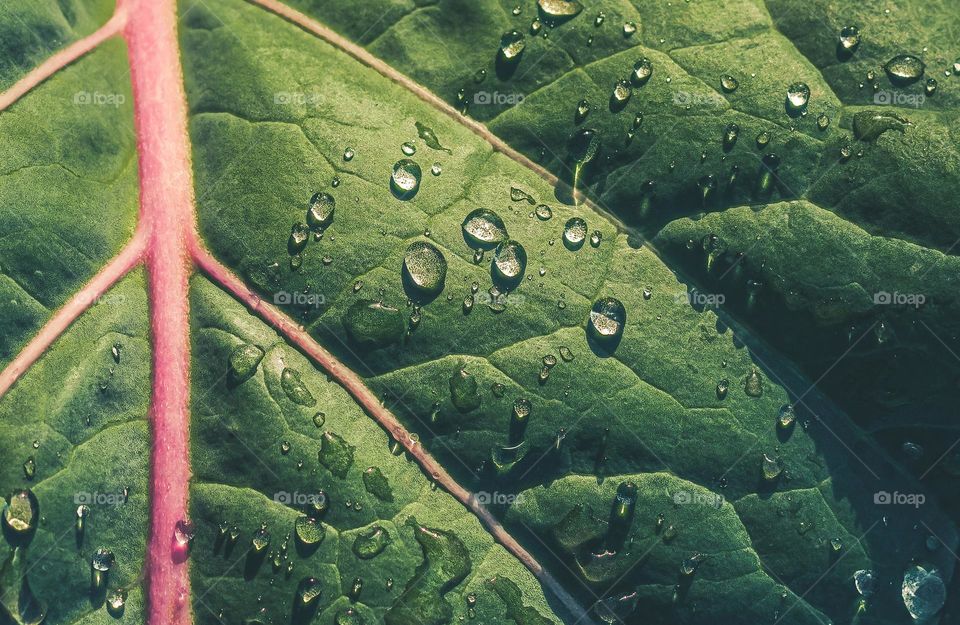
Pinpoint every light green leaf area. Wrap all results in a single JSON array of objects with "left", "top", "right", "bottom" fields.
[
  {"left": 0, "top": 0, "right": 117, "bottom": 91},
  {"left": 273, "top": 0, "right": 960, "bottom": 453},
  {"left": 0, "top": 39, "right": 139, "bottom": 368},
  {"left": 182, "top": 1, "right": 956, "bottom": 623},
  {"left": 188, "top": 276, "right": 562, "bottom": 625},
  {"left": 0, "top": 271, "right": 150, "bottom": 624}
]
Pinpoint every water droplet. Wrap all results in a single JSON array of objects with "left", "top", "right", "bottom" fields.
[
  {"left": 92, "top": 547, "right": 115, "bottom": 572},
  {"left": 3, "top": 489, "right": 38, "bottom": 534},
  {"left": 391, "top": 159, "right": 422, "bottom": 199},
  {"left": 251, "top": 526, "right": 271, "bottom": 552},
  {"left": 343, "top": 300, "right": 405, "bottom": 347},
  {"left": 680, "top": 553, "right": 706, "bottom": 576},
  {"left": 295, "top": 515, "right": 325, "bottom": 546},
  {"left": 588, "top": 297, "right": 626, "bottom": 342},
  {"left": 499, "top": 30, "right": 526, "bottom": 61},
  {"left": 558, "top": 346, "right": 574, "bottom": 361},
  {"left": 830, "top": 537, "right": 843, "bottom": 552},
  {"left": 352, "top": 525, "right": 392, "bottom": 559},
  {"left": 611, "top": 79, "right": 632, "bottom": 105},
  {"left": 431, "top": 162, "right": 442, "bottom": 176},
  {"left": 362, "top": 466, "right": 393, "bottom": 501},
  {"left": 288, "top": 222, "right": 310, "bottom": 255},
  {"left": 575, "top": 99, "right": 590, "bottom": 122},
  {"left": 537, "top": 0, "right": 583, "bottom": 21},
  {"left": 722, "top": 122, "right": 739, "bottom": 150},
  {"left": 761, "top": 453, "right": 782, "bottom": 480},
  {"left": 925, "top": 77, "right": 938, "bottom": 95},
  {"left": 854, "top": 569, "right": 876, "bottom": 597},
  {"left": 623, "top": 21, "right": 636, "bottom": 36},
  {"left": 401, "top": 142, "right": 417, "bottom": 156},
  {"left": 280, "top": 368, "right": 316, "bottom": 407},
  {"left": 631, "top": 58, "right": 653, "bottom": 86},
  {"left": 816, "top": 113, "right": 830, "bottom": 130},
  {"left": 106, "top": 588, "right": 127, "bottom": 616},
  {"left": 884, "top": 54, "right": 926, "bottom": 84},
  {"left": 336, "top": 607, "right": 366, "bottom": 625},
  {"left": 350, "top": 577, "right": 363, "bottom": 599},
  {"left": 535, "top": 204, "right": 552, "bottom": 220},
  {"left": 785, "top": 82, "right": 810, "bottom": 112},
  {"left": 716, "top": 379, "right": 729, "bottom": 400},
  {"left": 852, "top": 110, "right": 911, "bottom": 141},
  {"left": 755, "top": 131, "right": 770, "bottom": 148},
  {"left": 720, "top": 74, "right": 738, "bottom": 92},
  {"left": 403, "top": 241, "right": 447, "bottom": 297},
  {"left": 462, "top": 208, "right": 508, "bottom": 249},
  {"left": 450, "top": 367, "right": 481, "bottom": 412},
  {"left": 228, "top": 343, "right": 264, "bottom": 385},
  {"left": 343, "top": 147, "right": 355, "bottom": 161},
  {"left": 589, "top": 230, "right": 602, "bottom": 247},
  {"left": 174, "top": 519, "right": 195, "bottom": 547},
  {"left": 307, "top": 192, "right": 335, "bottom": 230},
  {"left": 493, "top": 240, "right": 527, "bottom": 285},
  {"left": 312, "top": 412, "right": 326, "bottom": 428},
  {"left": 298, "top": 577, "right": 323, "bottom": 605},
  {"left": 838, "top": 26, "right": 860, "bottom": 52},
  {"left": 530, "top": 18, "right": 542, "bottom": 34},
  {"left": 510, "top": 186, "right": 535, "bottom": 204},
  {"left": 22, "top": 457, "right": 35, "bottom": 480},
  {"left": 778, "top": 404, "right": 796, "bottom": 429},
  {"left": 902, "top": 564, "right": 945, "bottom": 621},
  {"left": 563, "top": 217, "right": 587, "bottom": 249},
  {"left": 318, "top": 431, "right": 355, "bottom": 478},
  {"left": 744, "top": 369, "right": 763, "bottom": 397}
]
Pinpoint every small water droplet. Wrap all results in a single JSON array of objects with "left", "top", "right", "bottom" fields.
[
  {"left": 816, "top": 113, "right": 830, "bottom": 130},
  {"left": 295, "top": 515, "right": 325, "bottom": 546},
  {"left": 632, "top": 58, "right": 653, "bottom": 86},
  {"left": 493, "top": 240, "right": 527, "bottom": 285},
  {"left": 343, "top": 147, "right": 355, "bottom": 161},
  {"left": 535, "top": 204, "right": 553, "bottom": 220},
  {"left": 588, "top": 297, "right": 626, "bottom": 343},
  {"left": 431, "top": 162, "right": 442, "bottom": 176},
  {"left": 499, "top": 30, "right": 526, "bottom": 61},
  {"left": 403, "top": 241, "right": 447, "bottom": 296},
  {"left": 510, "top": 186, "right": 536, "bottom": 204},
  {"left": 391, "top": 159, "right": 422, "bottom": 199},
  {"left": 785, "top": 82, "right": 810, "bottom": 112},
  {"left": 838, "top": 26, "right": 860, "bottom": 52},
  {"left": 716, "top": 379, "right": 729, "bottom": 400},
  {"left": 462, "top": 208, "right": 508, "bottom": 249},
  {"left": 611, "top": 79, "right": 632, "bottom": 105},
  {"left": 744, "top": 369, "right": 763, "bottom": 397},
  {"left": 884, "top": 54, "right": 926, "bottom": 84},
  {"left": 307, "top": 192, "right": 335, "bottom": 230},
  {"left": 761, "top": 453, "right": 782, "bottom": 480},
  {"left": 623, "top": 21, "right": 636, "bottom": 36},
  {"left": 401, "top": 142, "right": 417, "bottom": 156},
  {"left": 3, "top": 489, "right": 38, "bottom": 534},
  {"left": 563, "top": 217, "right": 587, "bottom": 249},
  {"left": 720, "top": 74, "right": 738, "bottom": 92}
]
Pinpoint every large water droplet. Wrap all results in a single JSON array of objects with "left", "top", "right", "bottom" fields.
[
  {"left": 343, "top": 300, "right": 405, "bottom": 347},
  {"left": 403, "top": 241, "right": 447, "bottom": 297},
  {"left": 228, "top": 343, "right": 264, "bottom": 385},
  {"left": 461, "top": 208, "right": 508, "bottom": 249},
  {"left": 3, "top": 489, "right": 38, "bottom": 534},
  {"left": 492, "top": 240, "right": 527, "bottom": 285},
  {"left": 449, "top": 367, "right": 481, "bottom": 412},
  {"left": 498, "top": 30, "right": 526, "bottom": 61},
  {"left": 318, "top": 431, "right": 355, "bottom": 478},
  {"left": 838, "top": 26, "right": 860, "bottom": 52},
  {"left": 588, "top": 297, "right": 626, "bottom": 342},
  {"left": 785, "top": 82, "right": 810, "bottom": 113},
  {"left": 391, "top": 159, "right": 422, "bottom": 199},
  {"left": 884, "top": 54, "right": 925, "bottom": 84},
  {"left": 307, "top": 192, "right": 335, "bottom": 230},
  {"left": 295, "top": 515, "right": 325, "bottom": 546},
  {"left": 563, "top": 217, "right": 587, "bottom": 250},
  {"left": 352, "top": 525, "right": 391, "bottom": 559},
  {"left": 281, "top": 368, "right": 316, "bottom": 407},
  {"left": 537, "top": 0, "right": 583, "bottom": 21},
  {"left": 902, "top": 564, "right": 945, "bottom": 621},
  {"left": 632, "top": 58, "right": 653, "bottom": 85},
  {"left": 362, "top": 466, "right": 393, "bottom": 501}
]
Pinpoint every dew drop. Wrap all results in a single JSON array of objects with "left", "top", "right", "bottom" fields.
[
  {"left": 403, "top": 241, "right": 447, "bottom": 296},
  {"left": 884, "top": 54, "right": 926, "bottom": 84},
  {"left": 838, "top": 26, "right": 860, "bottom": 52},
  {"left": 588, "top": 297, "right": 626, "bottom": 342},
  {"left": 498, "top": 30, "right": 526, "bottom": 61},
  {"left": 295, "top": 515, "right": 325, "bottom": 546},
  {"left": 761, "top": 453, "right": 782, "bottom": 480},
  {"left": 280, "top": 368, "right": 316, "bottom": 407},
  {"left": 632, "top": 58, "right": 653, "bottom": 86},
  {"left": 785, "top": 82, "right": 810, "bottom": 112},
  {"left": 391, "top": 159, "right": 422, "bottom": 199},
  {"left": 535, "top": 204, "right": 553, "bottom": 220},
  {"left": 493, "top": 240, "right": 528, "bottom": 285},
  {"left": 307, "top": 192, "right": 335, "bottom": 230},
  {"left": 401, "top": 142, "right": 416, "bottom": 156},
  {"left": 563, "top": 217, "right": 587, "bottom": 250},
  {"left": 720, "top": 74, "right": 738, "bottom": 93},
  {"left": 462, "top": 208, "right": 508, "bottom": 249},
  {"left": 3, "top": 489, "right": 38, "bottom": 534}
]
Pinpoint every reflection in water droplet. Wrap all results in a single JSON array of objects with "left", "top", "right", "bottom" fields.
[
  {"left": 632, "top": 58, "right": 653, "bottom": 85},
  {"left": 391, "top": 159, "right": 422, "bottom": 199},
  {"left": 838, "top": 26, "right": 860, "bottom": 52},
  {"left": 884, "top": 54, "right": 925, "bottom": 84},
  {"left": 295, "top": 516, "right": 325, "bottom": 546},
  {"left": 3, "top": 489, "right": 38, "bottom": 534},
  {"left": 902, "top": 564, "right": 945, "bottom": 620},
  {"left": 563, "top": 217, "right": 587, "bottom": 249},
  {"left": 462, "top": 208, "right": 508, "bottom": 249},
  {"left": 785, "top": 82, "right": 810, "bottom": 111},
  {"left": 493, "top": 240, "right": 527, "bottom": 285},
  {"left": 499, "top": 30, "right": 526, "bottom": 61},
  {"left": 403, "top": 241, "right": 447, "bottom": 296},
  {"left": 761, "top": 453, "right": 782, "bottom": 480},
  {"left": 588, "top": 297, "right": 626, "bottom": 342},
  {"left": 307, "top": 192, "right": 335, "bottom": 230},
  {"left": 720, "top": 74, "right": 738, "bottom": 93}
]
